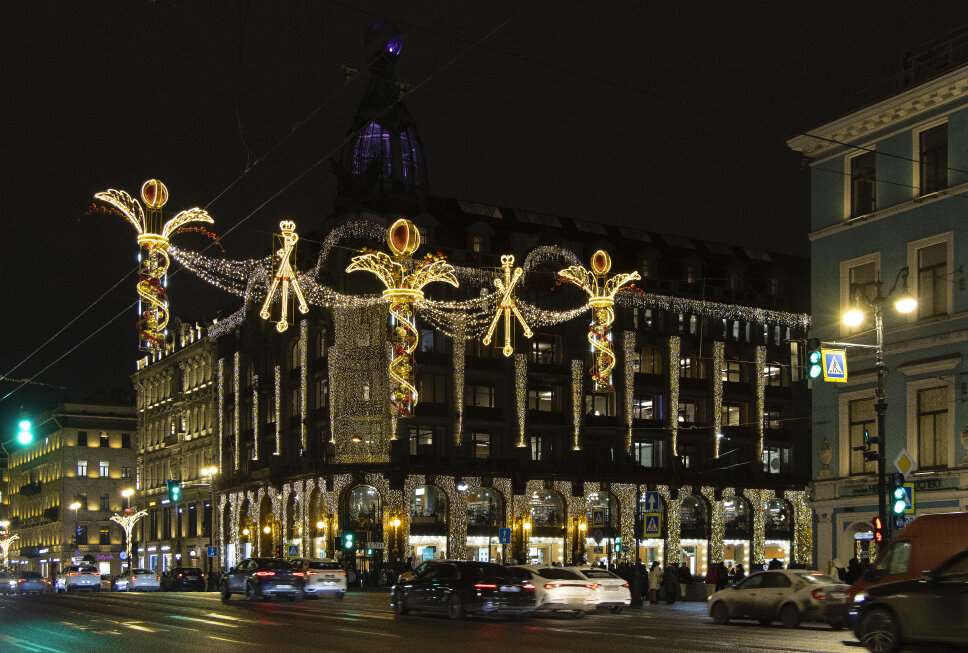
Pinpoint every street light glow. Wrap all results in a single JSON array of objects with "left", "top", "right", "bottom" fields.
[
  {"left": 122, "top": 488, "right": 135, "bottom": 498},
  {"left": 69, "top": 501, "right": 81, "bottom": 511},
  {"left": 843, "top": 307, "right": 865, "bottom": 327},
  {"left": 894, "top": 293, "right": 917, "bottom": 314}
]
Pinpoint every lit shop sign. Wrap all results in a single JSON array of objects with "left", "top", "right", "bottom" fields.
[
  {"left": 147, "top": 546, "right": 157, "bottom": 552},
  {"left": 96, "top": 554, "right": 114, "bottom": 560},
  {"left": 160, "top": 546, "right": 170, "bottom": 551},
  {"left": 38, "top": 548, "right": 49, "bottom": 554}
]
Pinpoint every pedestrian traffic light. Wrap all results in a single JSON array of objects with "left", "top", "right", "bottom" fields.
[
  {"left": 891, "top": 473, "right": 907, "bottom": 515},
  {"left": 871, "top": 516, "right": 884, "bottom": 544},
  {"left": 275, "top": 545, "right": 283, "bottom": 558},
  {"left": 806, "top": 337, "right": 823, "bottom": 379},
  {"left": 166, "top": 479, "right": 182, "bottom": 502},
  {"left": 343, "top": 532, "right": 354, "bottom": 550}
]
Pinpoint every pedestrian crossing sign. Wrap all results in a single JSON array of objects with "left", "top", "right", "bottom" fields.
[
  {"left": 821, "top": 349, "right": 847, "bottom": 382},
  {"left": 643, "top": 512, "right": 661, "bottom": 538}
]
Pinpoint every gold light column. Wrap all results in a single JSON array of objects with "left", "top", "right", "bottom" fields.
[
  {"left": 558, "top": 250, "right": 640, "bottom": 392},
  {"left": 347, "top": 219, "right": 458, "bottom": 416},
  {"left": 483, "top": 255, "right": 532, "bottom": 356},
  {"left": 95, "top": 179, "right": 214, "bottom": 350}
]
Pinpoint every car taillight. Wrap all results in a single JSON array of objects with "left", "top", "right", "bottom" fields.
[
  {"left": 292, "top": 572, "right": 304, "bottom": 577},
  {"left": 132, "top": 576, "right": 138, "bottom": 581},
  {"left": 156, "top": 576, "right": 161, "bottom": 581},
  {"left": 18, "top": 579, "right": 25, "bottom": 583},
  {"left": 622, "top": 583, "right": 630, "bottom": 588},
  {"left": 474, "top": 583, "right": 497, "bottom": 590},
  {"left": 587, "top": 583, "right": 601, "bottom": 590},
  {"left": 68, "top": 572, "right": 80, "bottom": 576},
  {"left": 178, "top": 573, "right": 183, "bottom": 578},
  {"left": 544, "top": 583, "right": 560, "bottom": 589},
  {"left": 522, "top": 583, "right": 535, "bottom": 591},
  {"left": 307, "top": 571, "right": 318, "bottom": 576},
  {"left": 337, "top": 570, "right": 346, "bottom": 576},
  {"left": 810, "top": 588, "right": 826, "bottom": 600},
  {"left": 254, "top": 571, "right": 275, "bottom": 577}
]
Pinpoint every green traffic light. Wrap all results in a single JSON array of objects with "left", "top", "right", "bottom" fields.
[
  {"left": 893, "top": 499, "right": 906, "bottom": 514},
  {"left": 808, "top": 364, "right": 822, "bottom": 379},
  {"left": 808, "top": 351, "right": 821, "bottom": 364},
  {"left": 16, "top": 419, "right": 33, "bottom": 445}
]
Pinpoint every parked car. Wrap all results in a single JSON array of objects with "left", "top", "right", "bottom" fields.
[
  {"left": 12, "top": 571, "right": 49, "bottom": 594},
  {"left": 510, "top": 565, "right": 595, "bottom": 617},
  {"left": 291, "top": 558, "right": 346, "bottom": 599},
  {"left": 161, "top": 567, "right": 206, "bottom": 591},
  {"left": 708, "top": 569, "right": 850, "bottom": 629},
  {"left": 0, "top": 570, "right": 15, "bottom": 595},
  {"left": 852, "top": 548, "right": 968, "bottom": 652},
  {"left": 563, "top": 566, "right": 631, "bottom": 613},
  {"left": 220, "top": 558, "right": 304, "bottom": 602},
  {"left": 113, "top": 568, "right": 161, "bottom": 592},
  {"left": 55, "top": 565, "right": 102, "bottom": 593},
  {"left": 847, "top": 512, "right": 968, "bottom": 605},
  {"left": 391, "top": 560, "right": 536, "bottom": 620}
]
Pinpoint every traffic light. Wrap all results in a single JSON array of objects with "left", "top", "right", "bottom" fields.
[
  {"left": 16, "top": 418, "right": 33, "bottom": 446},
  {"left": 343, "top": 531, "right": 354, "bottom": 550},
  {"left": 275, "top": 545, "right": 283, "bottom": 558},
  {"left": 806, "top": 337, "right": 822, "bottom": 380},
  {"left": 891, "top": 473, "right": 907, "bottom": 515},
  {"left": 166, "top": 479, "right": 182, "bottom": 502},
  {"left": 871, "top": 516, "right": 884, "bottom": 544}
]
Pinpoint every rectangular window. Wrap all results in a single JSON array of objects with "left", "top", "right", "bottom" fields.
[
  {"left": 764, "top": 410, "right": 783, "bottom": 430},
  {"left": 99, "top": 461, "right": 109, "bottom": 477},
  {"left": 464, "top": 384, "right": 495, "bottom": 408},
  {"left": 917, "top": 241, "right": 947, "bottom": 318},
  {"left": 723, "top": 360, "right": 742, "bottom": 383},
  {"left": 188, "top": 505, "right": 197, "bottom": 537},
  {"left": 100, "top": 494, "right": 109, "bottom": 511},
  {"left": 764, "top": 363, "right": 784, "bottom": 387},
  {"left": 678, "top": 400, "right": 699, "bottom": 425},
  {"left": 631, "top": 395, "right": 655, "bottom": 420},
  {"left": 528, "top": 386, "right": 558, "bottom": 412},
  {"left": 99, "top": 433, "right": 110, "bottom": 447},
  {"left": 633, "top": 440, "right": 665, "bottom": 467},
  {"left": 584, "top": 393, "right": 613, "bottom": 416},
  {"left": 469, "top": 338, "right": 500, "bottom": 359},
  {"left": 409, "top": 426, "right": 436, "bottom": 456},
  {"left": 679, "top": 443, "right": 698, "bottom": 469},
  {"left": 77, "top": 431, "right": 88, "bottom": 447},
  {"left": 530, "top": 335, "right": 559, "bottom": 364},
  {"left": 419, "top": 328, "right": 446, "bottom": 353},
  {"left": 122, "top": 466, "right": 131, "bottom": 479},
  {"left": 289, "top": 388, "right": 299, "bottom": 416},
  {"left": 845, "top": 259, "right": 878, "bottom": 324},
  {"left": 849, "top": 398, "right": 876, "bottom": 475},
  {"left": 77, "top": 460, "right": 88, "bottom": 477},
  {"left": 850, "top": 150, "right": 876, "bottom": 217},
  {"left": 530, "top": 434, "right": 554, "bottom": 462},
  {"left": 918, "top": 386, "right": 948, "bottom": 467},
  {"left": 315, "top": 380, "right": 328, "bottom": 408},
  {"left": 679, "top": 356, "right": 705, "bottom": 379},
  {"left": 762, "top": 446, "right": 790, "bottom": 474},
  {"left": 470, "top": 432, "right": 490, "bottom": 459},
  {"left": 418, "top": 374, "right": 447, "bottom": 404},
  {"left": 121, "top": 433, "right": 131, "bottom": 448},
  {"left": 76, "top": 524, "right": 89, "bottom": 546},
  {"left": 918, "top": 123, "right": 947, "bottom": 194},
  {"left": 721, "top": 403, "right": 742, "bottom": 426}
]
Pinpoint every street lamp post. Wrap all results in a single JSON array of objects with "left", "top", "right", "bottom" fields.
[
  {"left": 843, "top": 267, "right": 917, "bottom": 541},
  {"left": 200, "top": 466, "right": 219, "bottom": 588},
  {"left": 69, "top": 501, "right": 81, "bottom": 568}
]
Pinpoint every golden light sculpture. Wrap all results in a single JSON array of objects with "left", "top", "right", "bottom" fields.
[
  {"left": 483, "top": 255, "right": 532, "bottom": 357},
  {"left": 259, "top": 220, "right": 309, "bottom": 333},
  {"left": 346, "top": 219, "right": 458, "bottom": 416},
  {"left": 558, "top": 250, "right": 640, "bottom": 392},
  {"left": 95, "top": 179, "right": 214, "bottom": 350}
]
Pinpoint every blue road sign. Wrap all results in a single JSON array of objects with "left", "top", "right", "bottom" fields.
[
  {"left": 592, "top": 508, "right": 606, "bottom": 527},
  {"left": 901, "top": 483, "right": 915, "bottom": 514},
  {"left": 643, "top": 512, "right": 661, "bottom": 538},
  {"left": 287, "top": 544, "right": 299, "bottom": 557},
  {"left": 642, "top": 492, "right": 660, "bottom": 512},
  {"left": 207, "top": 546, "right": 218, "bottom": 557},
  {"left": 498, "top": 527, "right": 511, "bottom": 544},
  {"left": 821, "top": 349, "right": 847, "bottom": 382}
]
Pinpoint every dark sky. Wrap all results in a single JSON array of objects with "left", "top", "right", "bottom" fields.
[{"left": 4, "top": 0, "right": 968, "bottom": 425}]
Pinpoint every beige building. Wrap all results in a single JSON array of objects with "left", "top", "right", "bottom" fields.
[
  {"left": 6, "top": 399, "right": 136, "bottom": 577},
  {"left": 132, "top": 321, "right": 218, "bottom": 573}
]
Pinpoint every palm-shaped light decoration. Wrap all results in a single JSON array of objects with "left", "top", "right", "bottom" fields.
[
  {"left": 559, "top": 250, "right": 640, "bottom": 392},
  {"left": 95, "top": 179, "right": 214, "bottom": 350},
  {"left": 110, "top": 509, "right": 147, "bottom": 568},
  {"left": 347, "top": 219, "right": 458, "bottom": 416},
  {"left": 0, "top": 533, "right": 19, "bottom": 567}
]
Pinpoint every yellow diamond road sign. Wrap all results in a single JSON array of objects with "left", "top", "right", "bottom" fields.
[
  {"left": 894, "top": 449, "right": 917, "bottom": 478},
  {"left": 821, "top": 349, "right": 847, "bottom": 382}
]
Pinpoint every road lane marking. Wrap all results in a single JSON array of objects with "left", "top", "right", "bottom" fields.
[
  {"left": 209, "top": 636, "right": 261, "bottom": 646},
  {"left": 205, "top": 612, "right": 245, "bottom": 621},
  {"left": 170, "top": 615, "right": 238, "bottom": 628},
  {"left": 0, "top": 633, "right": 68, "bottom": 653},
  {"left": 330, "top": 627, "right": 401, "bottom": 639}
]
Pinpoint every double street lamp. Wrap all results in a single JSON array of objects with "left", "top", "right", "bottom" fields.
[{"left": 842, "top": 267, "right": 917, "bottom": 541}]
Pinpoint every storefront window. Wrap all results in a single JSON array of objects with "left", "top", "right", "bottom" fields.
[
  {"left": 585, "top": 491, "right": 618, "bottom": 529},
  {"left": 344, "top": 485, "right": 382, "bottom": 532},
  {"left": 765, "top": 498, "right": 792, "bottom": 534},
  {"left": 724, "top": 498, "right": 750, "bottom": 532},
  {"left": 680, "top": 495, "right": 708, "bottom": 534},
  {"left": 530, "top": 490, "right": 564, "bottom": 527},
  {"left": 411, "top": 485, "right": 447, "bottom": 525},
  {"left": 467, "top": 489, "right": 503, "bottom": 527}
]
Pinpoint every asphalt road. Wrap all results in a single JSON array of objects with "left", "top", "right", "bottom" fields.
[{"left": 0, "top": 590, "right": 863, "bottom": 653}]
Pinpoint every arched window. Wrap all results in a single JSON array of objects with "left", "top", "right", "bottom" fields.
[
  {"left": 680, "top": 495, "right": 708, "bottom": 532},
  {"left": 724, "top": 497, "right": 751, "bottom": 532},
  {"left": 530, "top": 489, "right": 564, "bottom": 528},
  {"left": 289, "top": 342, "right": 300, "bottom": 371},
  {"left": 344, "top": 485, "right": 381, "bottom": 533},
  {"left": 471, "top": 235, "right": 483, "bottom": 253},
  {"left": 466, "top": 488, "right": 504, "bottom": 527},
  {"left": 585, "top": 491, "right": 619, "bottom": 528},
  {"left": 315, "top": 329, "right": 327, "bottom": 360},
  {"left": 411, "top": 485, "right": 447, "bottom": 525},
  {"left": 766, "top": 498, "right": 792, "bottom": 534}
]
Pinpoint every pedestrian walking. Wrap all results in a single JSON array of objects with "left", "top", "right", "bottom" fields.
[
  {"left": 704, "top": 564, "right": 718, "bottom": 599},
  {"left": 662, "top": 563, "right": 678, "bottom": 604},
  {"left": 733, "top": 563, "right": 745, "bottom": 582},
  {"left": 648, "top": 561, "right": 661, "bottom": 604},
  {"left": 768, "top": 557, "right": 782, "bottom": 570},
  {"left": 677, "top": 562, "right": 691, "bottom": 600},
  {"left": 715, "top": 562, "right": 728, "bottom": 592}
]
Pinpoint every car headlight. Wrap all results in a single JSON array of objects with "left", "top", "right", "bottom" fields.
[{"left": 852, "top": 591, "right": 867, "bottom": 604}]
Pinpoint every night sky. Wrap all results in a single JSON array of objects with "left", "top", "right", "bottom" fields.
[{"left": 4, "top": 1, "right": 968, "bottom": 426}]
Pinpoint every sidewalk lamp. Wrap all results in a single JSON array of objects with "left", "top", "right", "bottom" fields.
[{"left": 842, "top": 266, "right": 916, "bottom": 541}]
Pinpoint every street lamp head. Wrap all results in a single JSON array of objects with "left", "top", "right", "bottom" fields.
[
  {"left": 523, "top": 522, "right": 531, "bottom": 531},
  {"left": 263, "top": 525, "right": 271, "bottom": 534},
  {"left": 316, "top": 520, "right": 325, "bottom": 529},
  {"left": 393, "top": 518, "right": 401, "bottom": 528},
  {"left": 843, "top": 307, "right": 865, "bottom": 327},
  {"left": 122, "top": 488, "right": 134, "bottom": 498},
  {"left": 894, "top": 292, "right": 917, "bottom": 314},
  {"left": 578, "top": 522, "right": 587, "bottom": 532},
  {"left": 202, "top": 466, "right": 219, "bottom": 477},
  {"left": 69, "top": 501, "right": 81, "bottom": 511}
]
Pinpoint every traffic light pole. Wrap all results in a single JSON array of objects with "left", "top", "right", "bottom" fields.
[{"left": 873, "top": 309, "right": 890, "bottom": 542}]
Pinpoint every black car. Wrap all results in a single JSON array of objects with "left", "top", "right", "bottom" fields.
[
  {"left": 161, "top": 566, "right": 206, "bottom": 591},
  {"left": 12, "top": 571, "right": 49, "bottom": 594},
  {"left": 391, "top": 560, "right": 536, "bottom": 620},
  {"left": 220, "top": 558, "right": 304, "bottom": 602},
  {"left": 853, "top": 548, "right": 968, "bottom": 652}
]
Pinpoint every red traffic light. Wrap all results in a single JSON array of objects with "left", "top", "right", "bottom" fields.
[{"left": 871, "top": 516, "right": 884, "bottom": 542}]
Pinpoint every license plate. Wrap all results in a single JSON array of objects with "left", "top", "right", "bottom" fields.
[
  {"left": 606, "top": 586, "right": 619, "bottom": 591},
  {"left": 276, "top": 585, "right": 292, "bottom": 589},
  {"left": 500, "top": 585, "right": 520, "bottom": 592}
]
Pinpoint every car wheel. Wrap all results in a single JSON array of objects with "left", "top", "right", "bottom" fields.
[
  {"left": 447, "top": 593, "right": 465, "bottom": 620},
  {"left": 608, "top": 605, "right": 623, "bottom": 614},
  {"left": 393, "top": 592, "right": 409, "bottom": 616},
  {"left": 220, "top": 585, "right": 231, "bottom": 603},
  {"left": 711, "top": 601, "right": 729, "bottom": 625},
  {"left": 245, "top": 583, "right": 258, "bottom": 602},
  {"left": 780, "top": 604, "right": 800, "bottom": 629},
  {"left": 859, "top": 608, "right": 900, "bottom": 653}
]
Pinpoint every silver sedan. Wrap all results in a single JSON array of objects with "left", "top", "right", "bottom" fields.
[{"left": 708, "top": 569, "right": 850, "bottom": 629}]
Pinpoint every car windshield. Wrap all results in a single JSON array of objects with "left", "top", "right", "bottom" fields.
[
  {"left": 20, "top": 572, "right": 42, "bottom": 579},
  {"left": 307, "top": 561, "right": 342, "bottom": 570},
  {"left": 133, "top": 569, "right": 153, "bottom": 574},
  {"left": 537, "top": 568, "right": 583, "bottom": 580},
  {"left": 254, "top": 559, "right": 293, "bottom": 569},
  {"left": 796, "top": 572, "right": 839, "bottom": 584},
  {"left": 180, "top": 568, "right": 203, "bottom": 575},
  {"left": 455, "top": 562, "right": 512, "bottom": 579},
  {"left": 580, "top": 569, "right": 618, "bottom": 579}
]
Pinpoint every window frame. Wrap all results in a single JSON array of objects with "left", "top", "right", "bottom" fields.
[
  {"left": 906, "top": 232, "right": 952, "bottom": 321},
  {"left": 839, "top": 252, "right": 880, "bottom": 336},
  {"left": 913, "top": 119, "right": 948, "bottom": 196},
  {"left": 845, "top": 148, "right": 876, "bottom": 218}
]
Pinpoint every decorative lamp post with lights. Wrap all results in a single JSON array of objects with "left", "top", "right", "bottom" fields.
[
  {"left": 200, "top": 466, "right": 219, "bottom": 586},
  {"left": 842, "top": 267, "right": 917, "bottom": 541}
]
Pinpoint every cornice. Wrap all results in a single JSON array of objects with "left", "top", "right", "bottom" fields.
[{"left": 787, "top": 64, "right": 968, "bottom": 158}]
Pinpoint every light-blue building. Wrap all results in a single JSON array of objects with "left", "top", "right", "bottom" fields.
[{"left": 788, "top": 34, "right": 968, "bottom": 569}]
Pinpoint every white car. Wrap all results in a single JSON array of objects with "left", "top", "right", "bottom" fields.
[
  {"left": 708, "top": 569, "right": 850, "bottom": 629},
  {"left": 511, "top": 566, "right": 595, "bottom": 617},
  {"left": 564, "top": 567, "right": 631, "bottom": 613},
  {"left": 113, "top": 568, "right": 161, "bottom": 592},
  {"left": 291, "top": 558, "right": 346, "bottom": 599},
  {"left": 55, "top": 565, "right": 102, "bottom": 593}
]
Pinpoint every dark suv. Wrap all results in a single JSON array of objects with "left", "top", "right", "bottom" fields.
[
  {"left": 391, "top": 560, "right": 536, "bottom": 619},
  {"left": 161, "top": 566, "right": 206, "bottom": 591},
  {"left": 220, "top": 558, "right": 304, "bottom": 602}
]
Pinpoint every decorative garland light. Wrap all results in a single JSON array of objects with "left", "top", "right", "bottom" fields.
[
  {"left": 259, "top": 220, "right": 309, "bottom": 333},
  {"left": 252, "top": 373, "right": 259, "bottom": 461},
  {"left": 300, "top": 320, "right": 308, "bottom": 454},
  {"left": 95, "top": 179, "right": 214, "bottom": 349},
  {"left": 217, "top": 358, "right": 225, "bottom": 472},
  {"left": 482, "top": 255, "right": 532, "bottom": 356},
  {"left": 668, "top": 336, "right": 681, "bottom": 456},
  {"left": 233, "top": 353, "right": 240, "bottom": 469},
  {"left": 558, "top": 250, "right": 640, "bottom": 392},
  {"left": 515, "top": 354, "right": 527, "bottom": 447},
  {"left": 274, "top": 365, "right": 281, "bottom": 455},
  {"left": 453, "top": 319, "right": 466, "bottom": 447},
  {"left": 571, "top": 359, "right": 583, "bottom": 451},
  {"left": 623, "top": 331, "right": 635, "bottom": 454},
  {"left": 755, "top": 346, "right": 766, "bottom": 462},
  {"left": 712, "top": 341, "right": 724, "bottom": 458}
]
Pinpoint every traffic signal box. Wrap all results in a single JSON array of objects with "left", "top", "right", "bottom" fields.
[
  {"left": 871, "top": 516, "right": 885, "bottom": 544},
  {"left": 166, "top": 479, "right": 182, "bottom": 502},
  {"left": 343, "top": 531, "right": 355, "bottom": 550},
  {"left": 806, "top": 338, "right": 822, "bottom": 380}
]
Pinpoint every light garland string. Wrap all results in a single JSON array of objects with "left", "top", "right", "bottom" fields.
[
  {"left": 571, "top": 360, "right": 583, "bottom": 451},
  {"left": 623, "top": 331, "right": 635, "bottom": 454},
  {"left": 274, "top": 365, "right": 281, "bottom": 455},
  {"left": 515, "top": 354, "right": 527, "bottom": 447},
  {"left": 668, "top": 336, "right": 681, "bottom": 457},
  {"left": 300, "top": 320, "right": 308, "bottom": 454},
  {"left": 784, "top": 489, "right": 813, "bottom": 567},
  {"left": 453, "top": 318, "right": 466, "bottom": 447},
  {"left": 252, "top": 373, "right": 259, "bottom": 461},
  {"left": 217, "top": 358, "right": 225, "bottom": 473},
  {"left": 702, "top": 485, "right": 724, "bottom": 564},
  {"left": 712, "top": 341, "right": 724, "bottom": 458},
  {"left": 755, "top": 345, "right": 766, "bottom": 462},
  {"left": 233, "top": 353, "right": 240, "bottom": 469}
]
